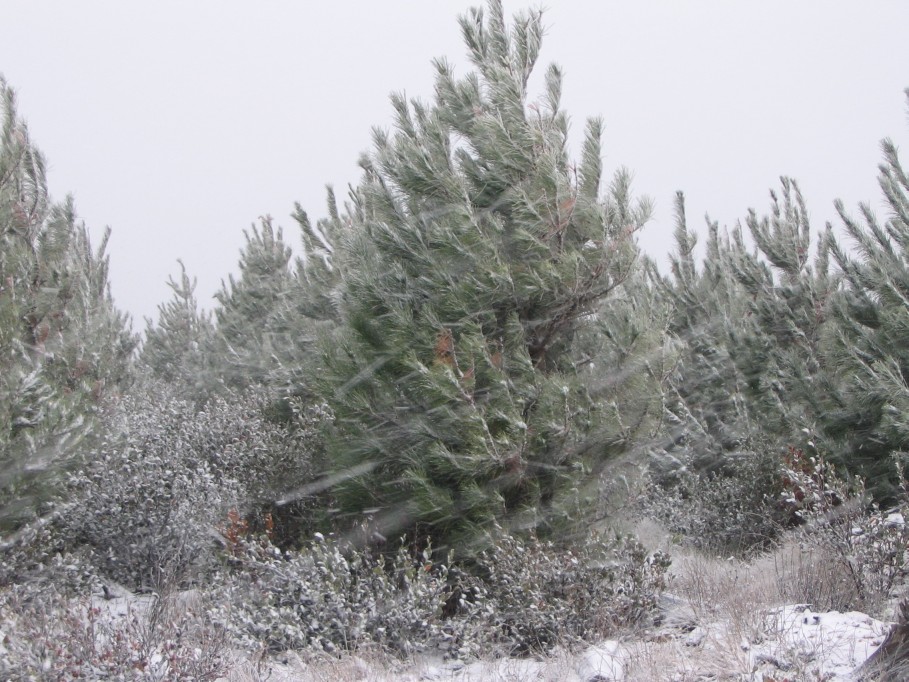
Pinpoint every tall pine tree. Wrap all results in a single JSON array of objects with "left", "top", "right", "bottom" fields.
[
  {"left": 648, "top": 177, "right": 838, "bottom": 516},
  {"left": 308, "top": 1, "right": 651, "bottom": 552},
  {"left": 209, "top": 217, "right": 294, "bottom": 390},
  {"left": 822, "top": 90, "right": 909, "bottom": 493},
  {"left": 0, "top": 77, "right": 136, "bottom": 528}
]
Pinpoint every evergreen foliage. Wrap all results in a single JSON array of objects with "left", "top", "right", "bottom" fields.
[
  {"left": 730, "top": 179, "right": 834, "bottom": 440},
  {"left": 570, "top": 263, "right": 673, "bottom": 516},
  {"left": 0, "top": 76, "right": 136, "bottom": 528},
  {"left": 650, "top": 195, "right": 758, "bottom": 477},
  {"left": 307, "top": 1, "right": 651, "bottom": 552},
  {"left": 651, "top": 181, "right": 835, "bottom": 484},
  {"left": 821, "top": 90, "right": 909, "bottom": 492},
  {"left": 256, "top": 193, "right": 347, "bottom": 397},
  {"left": 209, "top": 217, "right": 294, "bottom": 389},
  {"left": 141, "top": 260, "right": 214, "bottom": 391},
  {"left": 292, "top": 189, "right": 345, "bottom": 326},
  {"left": 643, "top": 94, "right": 909, "bottom": 543},
  {"left": 7, "top": 5, "right": 909, "bottom": 673},
  {"left": 57, "top": 382, "right": 317, "bottom": 591}
]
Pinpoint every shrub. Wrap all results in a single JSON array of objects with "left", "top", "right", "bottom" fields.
[
  {"left": 213, "top": 531, "right": 471, "bottom": 659},
  {"left": 0, "top": 575, "right": 227, "bottom": 681},
  {"left": 779, "top": 449, "right": 909, "bottom": 614},
  {"left": 214, "top": 526, "right": 670, "bottom": 661},
  {"left": 472, "top": 528, "right": 671, "bottom": 656},
  {"left": 39, "top": 382, "right": 320, "bottom": 591},
  {"left": 636, "top": 445, "right": 788, "bottom": 557},
  {"left": 638, "top": 439, "right": 909, "bottom": 614}
]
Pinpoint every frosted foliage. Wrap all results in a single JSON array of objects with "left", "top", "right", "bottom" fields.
[
  {"left": 305, "top": 0, "right": 654, "bottom": 552},
  {"left": 58, "top": 383, "right": 318, "bottom": 591},
  {"left": 141, "top": 259, "right": 214, "bottom": 389},
  {"left": 0, "top": 76, "right": 135, "bottom": 528},
  {"left": 212, "top": 527, "right": 668, "bottom": 660},
  {"left": 636, "top": 440, "right": 789, "bottom": 557},
  {"left": 7, "top": 3, "right": 909, "bottom": 677}
]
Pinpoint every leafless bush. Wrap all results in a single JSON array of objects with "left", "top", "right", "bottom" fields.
[
  {"left": 778, "top": 450, "right": 909, "bottom": 615},
  {"left": 0, "top": 576, "right": 228, "bottom": 681},
  {"left": 770, "top": 538, "right": 863, "bottom": 612}
]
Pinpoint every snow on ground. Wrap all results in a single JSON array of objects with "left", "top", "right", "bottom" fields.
[
  {"left": 650, "top": 603, "right": 891, "bottom": 682},
  {"left": 221, "top": 603, "right": 891, "bottom": 682},
  {"left": 4, "top": 576, "right": 890, "bottom": 680},
  {"left": 752, "top": 605, "right": 890, "bottom": 679}
]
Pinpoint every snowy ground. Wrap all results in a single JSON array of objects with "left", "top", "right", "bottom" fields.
[
  {"left": 4, "top": 589, "right": 888, "bottom": 681},
  {"left": 219, "top": 601, "right": 891, "bottom": 682}
]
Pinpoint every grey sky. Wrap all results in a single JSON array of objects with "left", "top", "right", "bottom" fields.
[{"left": 2, "top": 1, "right": 908, "bottom": 328}]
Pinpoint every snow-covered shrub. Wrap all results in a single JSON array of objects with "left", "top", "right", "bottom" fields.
[
  {"left": 472, "top": 528, "right": 671, "bottom": 656},
  {"left": 213, "top": 532, "right": 472, "bottom": 658},
  {"left": 636, "top": 445, "right": 789, "bottom": 557},
  {"left": 781, "top": 449, "right": 909, "bottom": 613},
  {"left": 214, "top": 526, "right": 670, "bottom": 660},
  {"left": 0, "top": 577, "right": 227, "bottom": 681},
  {"left": 55, "top": 382, "right": 320, "bottom": 591},
  {"left": 0, "top": 540, "right": 103, "bottom": 610}
]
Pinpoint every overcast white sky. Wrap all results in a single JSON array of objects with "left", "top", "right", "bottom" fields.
[{"left": 2, "top": 1, "right": 908, "bottom": 328}]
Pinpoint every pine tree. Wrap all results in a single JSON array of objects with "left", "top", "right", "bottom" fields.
[
  {"left": 572, "top": 261, "right": 674, "bottom": 514},
  {"left": 653, "top": 182, "right": 834, "bottom": 481},
  {"left": 141, "top": 260, "right": 214, "bottom": 392},
  {"left": 292, "top": 188, "right": 345, "bottom": 326},
  {"left": 308, "top": 1, "right": 651, "bottom": 552},
  {"left": 209, "top": 217, "right": 294, "bottom": 389},
  {"left": 822, "top": 90, "right": 909, "bottom": 492},
  {"left": 650, "top": 195, "right": 755, "bottom": 476},
  {"left": 728, "top": 179, "right": 835, "bottom": 444},
  {"left": 254, "top": 192, "right": 347, "bottom": 398},
  {"left": 0, "top": 76, "right": 136, "bottom": 527}
]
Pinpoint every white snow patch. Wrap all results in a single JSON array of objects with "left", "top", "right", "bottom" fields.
[{"left": 749, "top": 605, "right": 891, "bottom": 680}]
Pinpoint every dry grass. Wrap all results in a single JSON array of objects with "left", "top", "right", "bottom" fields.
[
  {"left": 769, "top": 538, "right": 864, "bottom": 612},
  {"left": 613, "top": 519, "right": 893, "bottom": 681}
]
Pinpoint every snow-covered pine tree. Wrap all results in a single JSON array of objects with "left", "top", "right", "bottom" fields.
[
  {"left": 642, "top": 187, "right": 840, "bottom": 552},
  {"left": 0, "top": 77, "right": 136, "bottom": 528},
  {"left": 649, "top": 195, "right": 755, "bottom": 476},
  {"left": 209, "top": 217, "right": 294, "bottom": 389},
  {"left": 822, "top": 90, "right": 909, "bottom": 493},
  {"left": 308, "top": 1, "right": 651, "bottom": 553},
  {"left": 141, "top": 260, "right": 214, "bottom": 392},
  {"left": 653, "top": 184, "right": 834, "bottom": 481},
  {"left": 292, "top": 189, "right": 345, "bottom": 326},
  {"left": 571, "top": 260, "right": 673, "bottom": 516},
  {"left": 730, "top": 178, "right": 834, "bottom": 439},
  {"left": 255, "top": 192, "right": 347, "bottom": 398}
]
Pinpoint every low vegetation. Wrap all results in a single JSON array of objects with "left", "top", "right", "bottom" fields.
[{"left": 3, "top": 0, "right": 909, "bottom": 679}]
